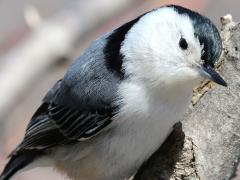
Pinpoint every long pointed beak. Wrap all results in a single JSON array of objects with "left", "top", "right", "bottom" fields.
[{"left": 198, "top": 65, "right": 227, "bottom": 87}]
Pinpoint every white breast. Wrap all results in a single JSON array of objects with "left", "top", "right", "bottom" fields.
[
  {"left": 53, "top": 81, "right": 192, "bottom": 180},
  {"left": 92, "top": 81, "right": 192, "bottom": 179}
]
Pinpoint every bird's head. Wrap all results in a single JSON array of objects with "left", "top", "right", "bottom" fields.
[{"left": 120, "top": 5, "right": 227, "bottom": 90}]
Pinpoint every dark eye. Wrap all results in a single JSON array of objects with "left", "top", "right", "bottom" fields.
[{"left": 179, "top": 37, "right": 188, "bottom": 50}]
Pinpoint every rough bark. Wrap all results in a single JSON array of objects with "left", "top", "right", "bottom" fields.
[{"left": 134, "top": 15, "right": 240, "bottom": 180}]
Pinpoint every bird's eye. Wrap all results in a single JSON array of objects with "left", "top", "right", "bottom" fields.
[{"left": 179, "top": 37, "right": 188, "bottom": 50}]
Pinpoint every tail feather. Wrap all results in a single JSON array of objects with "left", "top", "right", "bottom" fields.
[{"left": 0, "top": 151, "right": 40, "bottom": 180}]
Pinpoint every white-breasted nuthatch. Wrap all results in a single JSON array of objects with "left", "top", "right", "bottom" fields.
[{"left": 0, "top": 5, "right": 227, "bottom": 180}]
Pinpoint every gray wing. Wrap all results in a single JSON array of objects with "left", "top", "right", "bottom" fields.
[{"left": 12, "top": 34, "right": 122, "bottom": 154}]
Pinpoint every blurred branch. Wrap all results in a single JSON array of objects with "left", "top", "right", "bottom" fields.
[
  {"left": 0, "top": 0, "right": 138, "bottom": 122},
  {"left": 24, "top": 5, "right": 42, "bottom": 29}
]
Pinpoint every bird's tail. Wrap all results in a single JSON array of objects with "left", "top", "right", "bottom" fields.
[{"left": 0, "top": 151, "right": 40, "bottom": 180}]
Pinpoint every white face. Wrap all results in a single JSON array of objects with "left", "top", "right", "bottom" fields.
[{"left": 121, "top": 7, "right": 204, "bottom": 89}]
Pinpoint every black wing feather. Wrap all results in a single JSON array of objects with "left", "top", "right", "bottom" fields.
[
  {"left": 48, "top": 103, "right": 113, "bottom": 140},
  {"left": 14, "top": 102, "right": 115, "bottom": 153},
  {"left": 13, "top": 71, "right": 119, "bottom": 153}
]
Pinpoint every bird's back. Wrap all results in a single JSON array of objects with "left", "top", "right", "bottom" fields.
[{"left": 0, "top": 32, "right": 122, "bottom": 180}]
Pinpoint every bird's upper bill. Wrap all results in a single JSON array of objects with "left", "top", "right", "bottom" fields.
[{"left": 198, "top": 64, "right": 227, "bottom": 86}]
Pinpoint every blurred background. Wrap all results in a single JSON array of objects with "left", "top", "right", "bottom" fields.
[{"left": 0, "top": 0, "right": 239, "bottom": 179}]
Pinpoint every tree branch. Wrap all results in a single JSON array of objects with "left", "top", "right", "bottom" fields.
[{"left": 0, "top": 0, "right": 138, "bottom": 122}]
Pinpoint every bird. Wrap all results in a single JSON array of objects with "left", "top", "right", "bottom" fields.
[{"left": 0, "top": 5, "right": 227, "bottom": 180}]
